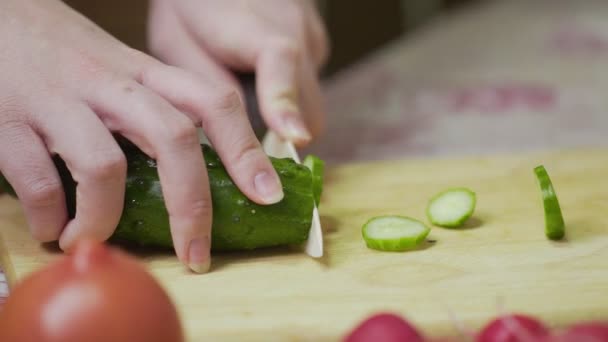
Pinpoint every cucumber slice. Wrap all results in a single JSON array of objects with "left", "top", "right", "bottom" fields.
[
  {"left": 303, "top": 154, "right": 324, "bottom": 206},
  {"left": 533, "top": 165, "right": 565, "bottom": 240},
  {"left": 427, "top": 188, "right": 476, "bottom": 228},
  {"left": 362, "top": 216, "right": 431, "bottom": 252}
]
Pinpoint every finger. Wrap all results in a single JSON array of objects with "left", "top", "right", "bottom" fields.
[
  {"left": 156, "top": 6, "right": 313, "bottom": 144},
  {"left": 297, "top": 56, "right": 326, "bottom": 138},
  {"left": 256, "top": 39, "right": 312, "bottom": 146},
  {"left": 88, "top": 75, "right": 212, "bottom": 273},
  {"left": 35, "top": 102, "right": 127, "bottom": 251},
  {"left": 147, "top": 0, "right": 239, "bottom": 88},
  {"left": 0, "top": 121, "right": 67, "bottom": 242},
  {"left": 141, "top": 65, "right": 284, "bottom": 205},
  {"left": 303, "top": 2, "right": 331, "bottom": 67}
]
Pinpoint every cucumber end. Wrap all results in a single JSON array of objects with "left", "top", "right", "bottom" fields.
[
  {"left": 303, "top": 154, "right": 324, "bottom": 206},
  {"left": 534, "top": 165, "right": 566, "bottom": 241}
]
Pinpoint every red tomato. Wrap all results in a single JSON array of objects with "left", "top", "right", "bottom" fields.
[{"left": 0, "top": 240, "right": 184, "bottom": 342}]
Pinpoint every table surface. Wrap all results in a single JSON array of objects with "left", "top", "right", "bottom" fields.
[{"left": 2, "top": 0, "right": 608, "bottom": 310}]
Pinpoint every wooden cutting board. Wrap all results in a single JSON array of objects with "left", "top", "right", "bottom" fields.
[{"left": 1, "top": 148, "right": 608, "bottom": 341}]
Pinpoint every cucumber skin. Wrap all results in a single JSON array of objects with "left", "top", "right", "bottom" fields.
[
  {"left": 0, "top": 142, "right": 315, "bottom": 252},
  {"left": 533, "top": 165, "right": 565, "bottom": 241}
]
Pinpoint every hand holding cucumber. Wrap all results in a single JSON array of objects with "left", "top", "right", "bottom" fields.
[{"left": 0, "top": 0, "right": 328, "bottom": 274}]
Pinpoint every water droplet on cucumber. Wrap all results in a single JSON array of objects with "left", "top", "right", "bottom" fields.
[
  {"left": 132, "top": 220, "right": 144, "bottom": 230},
  {"left": 279, "top": 169, "right": 295, "bottom": 178}
]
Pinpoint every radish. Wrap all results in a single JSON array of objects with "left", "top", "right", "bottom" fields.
[
  {"left": 550, "top": 321, "right": 608, "bottom": 342},
  {"left": 476, "top": 314, "right": 550, "bottom": 342},
  {"left": 343, "top": 312, "right": 424, "bottom": 342}
]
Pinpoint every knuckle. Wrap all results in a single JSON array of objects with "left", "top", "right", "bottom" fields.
[
  {"left": 269, "top": 38, "right": 302, "bottom": 61},
  {"left": 0, "top": 95, "right": 24, "bottom": 119},
  {"left": 128, "top": 51, "right": 162, "bottom": 83},
  {"left": 72, "top": 50, "right": 108, "bottom": 79},
  {"left": 210, "top": 87, "right": 243, "bottom": 114},
  {"left": 231, "top": 136, "right": 263, "bottom": 166},
  {"left": 22, "top": 176, "right": 63, "bottom": 208},
  {"left": 188, "top": 197, "right": 213, "bottom": 219},
  {"left": 84, "top": 149, "right": 127, "bottom": 182},
  {"left": 168, "top": 197, "right": 212, "bottom": 231},
  {"left": 162, "top": 118, "right": 199, "bottom": 148}
]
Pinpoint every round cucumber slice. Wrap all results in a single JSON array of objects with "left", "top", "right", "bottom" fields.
[
  {"left": 303, "top": 154, "right": 324, "bottom": 206},
  {"left": 362, "top": 215, "right": 431, "bottom": 252},
  {"left": 533, "top": 165, "right": 565, "bottom": 240},
  {"left": 426, "top": 188, "right": 476, "bottom": 228}
]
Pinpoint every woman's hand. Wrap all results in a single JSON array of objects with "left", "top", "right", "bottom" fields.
[
  {"left": 0, "top": 0, "right": 283, "bottom": 273},
  {"left": 148, "top": 0, "right": 331, "bottom": 146}
]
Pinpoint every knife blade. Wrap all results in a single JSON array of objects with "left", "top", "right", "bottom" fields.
[{"left": 237, "top": 73, "right": 324, "bottom": 258}]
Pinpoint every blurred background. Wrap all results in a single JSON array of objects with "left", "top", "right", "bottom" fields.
[
  {"left": 62, "top": 0, "right": 478, "bottom": 76},
  {"left": 61, "top": 0, "right": 608, "bottom": 164}
]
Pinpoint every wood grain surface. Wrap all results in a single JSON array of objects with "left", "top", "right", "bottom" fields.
[{"left": 1, "top": 147, "right": 608, "bottom": 341}]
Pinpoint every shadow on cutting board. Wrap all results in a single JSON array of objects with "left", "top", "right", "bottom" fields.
[
  {"left": 26, "top": 214, "right": 342, "bottom": 274},
  {"left": 208, "top": 214, "right": 341, "bottom": 271},
  {"left": 39, "top": 213, "right": 341, "bottom": 272}
]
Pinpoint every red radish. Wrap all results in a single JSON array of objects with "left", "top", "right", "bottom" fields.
[
  {"left": 476, "top": 314, "right": 550, "bottom": 342},
  {"left": 424, "top": 337, "right": 461, "bottom": 342},
  {"left": 344, "top": 312, "right": 424, "bottom": 342},
  {"left": 550, "top": 322, "right": 608, "bottom": 342}
]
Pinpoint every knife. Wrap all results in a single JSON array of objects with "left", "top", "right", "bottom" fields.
[{"left": 237, "top": 73, "right": 324, "bottom": 258}]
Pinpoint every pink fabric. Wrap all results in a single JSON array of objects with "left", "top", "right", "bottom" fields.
[{"left": 303, "top": 0, "right": 608, "bottom": 163}]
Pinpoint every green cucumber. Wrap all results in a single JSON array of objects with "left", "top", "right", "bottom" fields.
[
  {"left": 362, "top": 215, "right": 430, "bottom": 252},
  {"left": 426, "top": 188, "right": 476, "bottom": 228},
  {"left": 303, "top": 154, "right": 324, "bottom": 206},
  {"left": 0, "top": 139, "right": 317, "bottom": 252},
  {"left": 533, "top": 165, "right": 565, "bottom": 240}
]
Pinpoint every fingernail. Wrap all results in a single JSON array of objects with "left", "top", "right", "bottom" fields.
[
  {"left": 273, "top": 95, "right": 299, "bottom": 113},
  {"left": 283, "top": 116, "right": 312, "bottom": 142},
  {"left": 188, "top": 237, "right": 211, "bottom": 274},
  {"left": 254, "top": 171, "right": 284, "bottom": 204},
  {"left": 273, "top": 96, "right": 311, "bottom": 142}
]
